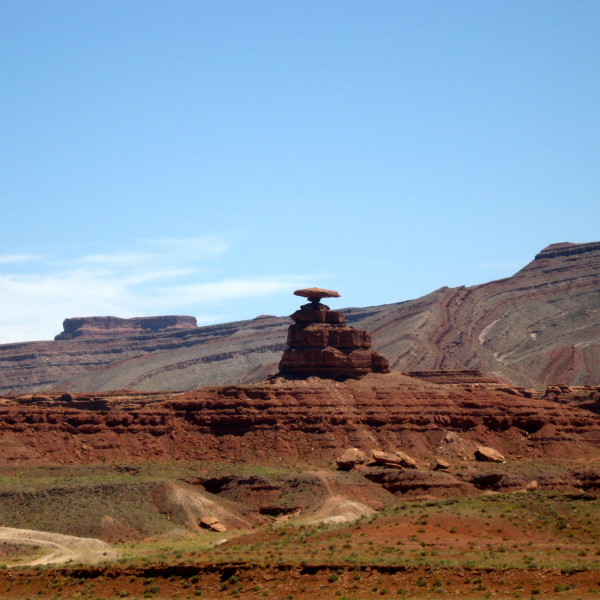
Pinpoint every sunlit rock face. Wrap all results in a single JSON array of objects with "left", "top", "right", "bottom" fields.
[
  {"left": 54, "top": 316, "right": 198, "bottom": 340},
  {"left": 278, "top": 293, "right": 390, "bottom": 378},
  {"left": 2, "top": 241, "right": 600, "bottom": 394}
]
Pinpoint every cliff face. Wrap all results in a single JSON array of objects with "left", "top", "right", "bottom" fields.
[
  {"left": 0, "top": 316, "right": 289, "bottom": 394},
  {"left": 367, "top": 241, "right": 600, "bottom": 387},
  {"left": 278, "top": 299, "right": 390, "bottom": 378},
  {"left": 1, "top": 373, "right": 600, "bottom": 465},
  {"left": 0, "top": 241, "right": 599, "bottom": 393},
  {"left": 54, "top": 316, "right": 198, "bottom": 340}
]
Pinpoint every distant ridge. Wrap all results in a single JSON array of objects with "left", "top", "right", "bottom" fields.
[
  {"left": 0, "top": 241, "right": 599, "bottom": 393},
  {"left": 535, "top": 240, "right": 600, "bottom": 259},
  {"left": 55, "top": 316, "right": 198, "bottom": 340}
]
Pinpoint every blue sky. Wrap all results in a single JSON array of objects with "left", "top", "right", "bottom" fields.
[{"left": 1, "top": 1, "right": 599, "bottom": 343}]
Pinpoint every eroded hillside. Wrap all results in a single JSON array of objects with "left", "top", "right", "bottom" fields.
[{"left": 1, "top": 241, "right": 599, "bottom": 393}]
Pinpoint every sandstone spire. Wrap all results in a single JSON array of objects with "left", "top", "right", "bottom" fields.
[{"left": 278, "top": 289, "right": 390, "bottom": 378}]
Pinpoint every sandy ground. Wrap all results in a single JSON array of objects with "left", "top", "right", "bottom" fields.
[{"left": 0, "top": 527, "right": 119, "bottom": 566}]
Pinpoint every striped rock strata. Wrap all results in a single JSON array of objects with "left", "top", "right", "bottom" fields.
[{"left": 0, "top": 372, "right": 599, "bottom": 465}]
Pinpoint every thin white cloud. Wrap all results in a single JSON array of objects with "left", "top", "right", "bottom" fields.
[
  {"left": 0, "top": 254, "right": 44, "bottom": 264},
  {"left": 149, "top": 277, "right": 307, "bottom": 307},
  {"left": 144, "top": 236, "right": 228, "bottom": 258},
  {"left": 71, "top": 235, "right": 228, "bottom": 269},
  {"left": 0, "top": 237, "right": 307, "bottom": 344}
]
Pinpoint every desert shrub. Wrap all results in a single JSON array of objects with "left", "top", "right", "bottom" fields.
[{"left": 145, "top": 585, "right": 160, "bottom": 595}]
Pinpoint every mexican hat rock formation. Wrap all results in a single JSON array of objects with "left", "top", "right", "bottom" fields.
[{"left": 278, "top": 288, "right": 390, "bottom": 378}]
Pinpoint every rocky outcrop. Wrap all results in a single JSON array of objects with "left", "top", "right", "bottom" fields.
[
  {"left": 336, "top": 448, "right": 367, "bottom": 471},
  {"left": 0, "top": 315, "right": 289, "bottom": 395},
  {"left": 1, "top": 241, "right": 600, "bottom": 393},
  {"left": 199, "top": 517, "right": 226, "bottom": 532},
  {"left": 401, "top": 370, "right": 500, "bottom": 385},
  {"left": 364, "top": 469, "right": 480, "bottom": 498},
  {"left": 278, "top": 292, "right": 390, "bottom": 378},
  {"left": 1, "top": 371, "right": 600, "bottom": 466},
  {"left": 534, "top": 241, "right": 600, "bottom": 259},
  {"left": 367, "top": 241, "right": 600, "bottom": 388},
  {"left": 371, "top": 450, "right": 418, "bottom": 469},
  {"left": 54, "top": 316, "right": 198, "bottom": 340},
  {"left": 542, "top": 385, "right": 600, "bottom": 414},
  {"left": 474, "top": 446, "right": 506, "bottom": 463},
  {"left": 469, "top": 469, "right": 583, "bottom": 493}
]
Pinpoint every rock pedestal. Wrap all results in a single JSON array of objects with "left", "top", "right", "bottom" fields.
[{"left": 278, "top": 298, "right": 390, "bottom": 378}]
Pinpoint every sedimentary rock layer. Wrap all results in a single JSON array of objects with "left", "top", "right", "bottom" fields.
[
  {"left": 0, "top": 241, "right": 599, "bottom": 392},
  {"left": 278, "top": 301, "right": 389, "bottom": 377},
  {"left": 55, "top": 316, "right": 198, "bottom": 340},
  {"left": 0, "top": 372, "right": 599, "bottom": 465}
]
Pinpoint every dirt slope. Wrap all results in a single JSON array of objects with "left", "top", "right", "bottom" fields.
[{"left": 0, "top": 527, "right": 118, "bottom": 566}]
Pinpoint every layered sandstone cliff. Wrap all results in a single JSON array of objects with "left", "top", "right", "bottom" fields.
[
  {"left": 55, "top": 316, "right": 198, "bottom": 340},
  {"left": 278, "top": 295, "right": 389, "bottom": 378},
  {"left": 0, "top": 241, "right": 599, "bottom": 393},
  {"left": 1, "top": 372, "right": 600, "bottom": 465}
]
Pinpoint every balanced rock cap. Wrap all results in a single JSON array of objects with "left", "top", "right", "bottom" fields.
[{"left": 294, "top": 287, "right": 340, "bottom": 300}]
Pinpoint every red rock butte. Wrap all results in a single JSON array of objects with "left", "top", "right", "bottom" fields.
[
  {"left": 278, "top": 290, "right": 390, "bottom": 378},
  {"left": 1, "top": 240, "right": 599, "bottom": 394},
  {"left": 54, "top": 316, "right": 198, "bottom": 341}
]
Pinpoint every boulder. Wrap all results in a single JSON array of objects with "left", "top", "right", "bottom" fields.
[
  {"left": 371, "top": 450, "right": 418, "bottom": 469},
  {"left": 432, "top": 459, "right": 451, "bottom": 470},
  {"left": 474, "top": 446, "right": 506, "bottom": 463},
  {"left": 336, "top": 448, "right": 367, "bottom": 471},
  {"left": 372, "top": 450, "right": 404, "bottom": 467},
  {"left": 371, "top": 450, "right": 403, "bottom": 467},
  {"left": 294, "top": 287, "right": 340, "bottom": 301},
  {"left": 199, "top": 517, "right": 227, "bottom": 532},
  {"left": 396, "top": 450, "right": 419, "bottom": 469}
]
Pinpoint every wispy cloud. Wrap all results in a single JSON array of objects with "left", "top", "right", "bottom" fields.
[
  {"left": 0, "top": 254, "right": 44, "bottom": 264},
  {"left": 149, "top": 277, "right": 307, "bottom": 307},
  {"left": 0, "top": 237, "right": 307, "bottom": 343},
  {"left": 69, "top": 235, "right": 228, "bottom": 269}
]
